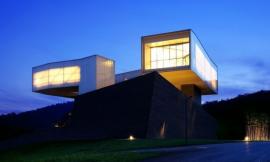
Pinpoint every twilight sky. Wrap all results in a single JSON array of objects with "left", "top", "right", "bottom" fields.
[{"left": 1, "top": 0, "right": 270, "bottom": 114}]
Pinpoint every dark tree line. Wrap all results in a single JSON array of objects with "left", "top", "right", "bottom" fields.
[
  {"left": 0, "top": 102, "right": 74, "bottom": 140},
  {"left": 204, "top": 90, "right": 270, "bottom": 140}
]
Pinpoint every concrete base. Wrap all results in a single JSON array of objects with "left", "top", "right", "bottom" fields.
[{"left": 67, "top": 72, "right": 217, "bottom": 139}]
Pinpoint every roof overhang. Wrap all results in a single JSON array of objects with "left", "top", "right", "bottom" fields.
[
  {"left": 157, "top": 68, "right": 216, "bottom": 94},
  {"left": 35, "top": 86, "right": 79, "bottom": 98}
]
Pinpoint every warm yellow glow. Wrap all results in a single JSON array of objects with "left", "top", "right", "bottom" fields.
[
  {"left": 33, "top": 66, "right": 80, "bottom": 88},
  {"left": 49, "top": 68, "right": 64, "bottom": 85},
  {"left": 144, "top": 37, "right": 190, "bottom": 70},
  {"left": 149, "top": 43, "right": 190, "bottom": 70},
  {"left": 244, "top": 136, "right": 250, "bottom": 141},
  {"left": 64, "top": 66, "right": 80, "bottom": 83},
  {"left": 246, "top": 114, "right": 269, "bottom": 141},
  {"left": 104, "top": 60, "right": 114, "bottom": 67},
  {"left": 33, "top": 70, "right": 49, "bottom": 88},
  {"left": 148, "top": 37, "right": 189, "bottom": 47},
  {"left": 128, "top": 135, "right": 135, "bottom": 141},
  {"left": 160, "top": 122, "right": 166, "bottom": 138}
]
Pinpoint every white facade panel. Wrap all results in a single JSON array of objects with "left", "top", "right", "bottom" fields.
[
  {"left": 95, "top": 56, "right": 115, "bottom": 90},
  {"left": 78, "top": 56, "right": 97, "bottom": 95},
  {"left": 190, "top": 31, "right": 218, "bottom": 93}
]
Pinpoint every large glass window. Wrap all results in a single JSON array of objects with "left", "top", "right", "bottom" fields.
[
  {"left": 33, "top": 70, "right": 49, "bottom": 88},
  {"left": 49, "top": 68, "right": 64, "bottom": 85},
  {"left": 33, "top": 66, "right": 80, "bottom": 88},
  {"left": 64, "top": 66, "right": 80, "bottom": 83},
  {"left": 150, "top": 43, "right": 189, "bottom": 69}
]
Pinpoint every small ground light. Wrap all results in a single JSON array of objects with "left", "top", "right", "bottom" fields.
[
  {"left": 244, "top": 136, "right": 249, "bottom": 141},
  {"left": 129, "top": 135, "right": 135, "bottom": 141}
]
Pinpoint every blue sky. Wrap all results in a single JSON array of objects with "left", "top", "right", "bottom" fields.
[{"left": 1, "top": 0, "right": 270, "bottom": 114}]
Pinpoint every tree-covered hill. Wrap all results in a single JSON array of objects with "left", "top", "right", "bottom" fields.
[
  {"left": 0, "top": 102, "right": 73, "bottom": 140},
  {"left": 204, "top": 90, "right": 270, "bottom": 140}
]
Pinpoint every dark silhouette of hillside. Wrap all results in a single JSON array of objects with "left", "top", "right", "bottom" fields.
[
  {"left": 204, "top": 90, "right": 270, "bottom": 139},
  {"left": 0, "top": 102, "right": 73, "bottom": 140}
]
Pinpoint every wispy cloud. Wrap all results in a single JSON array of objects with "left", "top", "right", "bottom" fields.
[{"left": 204, "top": 56, "right": 270, "bottom": 102}]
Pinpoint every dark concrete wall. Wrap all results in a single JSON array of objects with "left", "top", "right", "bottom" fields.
[
  {"left": 188, "top": 102, "right": 218, "bottom": 139},
  {"left": 69, "top": 72, "right": 156, "bottom": 139},
  {"left": 146, "top": 75, "right": 217, "bottom": 139},
  {"left": 146, "top": 74, "right": 186, "bottom": 138},
  {"left": 68, "top": 72, "right": 217, "bottom": 139}
]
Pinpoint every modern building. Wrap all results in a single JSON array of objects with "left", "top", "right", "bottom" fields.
[
  {"left": 32, "top": 29, "right": 219, "bottom": 139},
  {"left": 32, "top": 55, "right": 115, "bottom": 97},
  {"left": 33, "top": 29, "right": 217, "bottom": 103}
]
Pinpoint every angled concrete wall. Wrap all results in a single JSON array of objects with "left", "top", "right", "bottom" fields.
[{"left": 68, "top": 72, "right": 217, "bottom": 139}]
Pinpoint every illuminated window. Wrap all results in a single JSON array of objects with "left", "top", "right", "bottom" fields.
[
  {"left": 183, "top": 43, "right": 189, "bottom": 56},
  {"left": 151, "top": 48, "right": 157, "bottom": 61},
  {"left": 164, "top": 47, "right": 170, "bottom": 60},
  {"left": 169, "top": 59, "right": 176, "bottom": 67},
  {"left": 176, "top": 45, "right": 182, "bottom": 58},
  {"left": 49, "top": 68, "right": 64, "bottom": 85},
  {"left": 176, "top": 59, "right": 182, "bottom": 66},
  {"left": 164, "top": 60, "right": 170, "bottom": 67},
  {"left": 33, "top": 66, "right": 81, "bottom": 88},
  {"left": 184, "top": 56, "right": 189, "bottom": 66},
  {"left": 64, "top": 66, "right": 80, "bottom": 83},
  {"left": 157, "top": 60, "right": 163, "bottom": 68},
  {"left": 151, "top": 62, "right": 157, "bottom": 69},
  {"left": 170, "top": 46, "right": 177, "bottom": 59},
  {"left": 33, "top": 70, "right": 49, "bottom": 88},
  {"left": 157, "top": 47, "right": 163, "bottom": 60},
  {"left": 150, "top": 43, "right": 190, "bottom": 69}
]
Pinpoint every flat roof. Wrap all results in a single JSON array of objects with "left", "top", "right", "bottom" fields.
[{"left": 33, "top": 54, "right": 115, "bottom": 70}]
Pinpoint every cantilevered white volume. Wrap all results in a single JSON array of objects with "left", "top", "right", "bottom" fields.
[{"left": 32, "top": 55, "right": 115, "bottom": 98}]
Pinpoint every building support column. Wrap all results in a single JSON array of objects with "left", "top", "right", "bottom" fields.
[{"left": 181, "top": 84, "right": 202, "bottom": 105}]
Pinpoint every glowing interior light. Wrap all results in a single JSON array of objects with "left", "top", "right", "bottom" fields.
[
  {"left": 164, "top": 48, "right": 169, "bottom": 59},
  {"left": 149, "top": 43, "right": 190, "bottom": 69},
  {"left": 64, "top": 66, "right": 80, "bottom": 83},
  {"left": 244, "top": 136, "right": 250, "bottom": 141},
  {"left": 33, "top": 66, "right": 80, "bottom": 88},
  {"left": 128, "top": 135, "right": 135, "bottom": 141},
  {"left": 33, "top": 70, "right": 49, "bottom": 88},
  {"left": 49, "top": 68, "right": 64, "bottom": 85}
]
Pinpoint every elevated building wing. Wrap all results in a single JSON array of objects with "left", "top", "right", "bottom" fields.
[
  {"left": 141, "top": 29, "right": 218, "bottom": 95},
  {"left": 32, "top": 29, "right": 218, "bottom": 104},
  {"left": 32, "top": 55, "right": 115, "bottom": 98}
]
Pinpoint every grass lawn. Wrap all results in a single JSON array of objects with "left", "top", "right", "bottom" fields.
[{"left": 0, "top": 139, "right": 230, "bottom": 162}]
